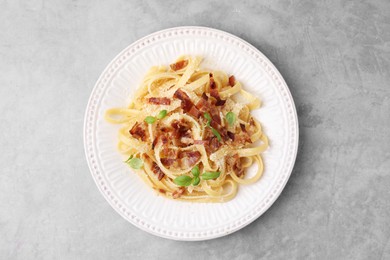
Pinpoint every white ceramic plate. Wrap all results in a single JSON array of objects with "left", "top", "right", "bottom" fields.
[{"left": 84, "top": 26, "right": 298, "bottom": 241}]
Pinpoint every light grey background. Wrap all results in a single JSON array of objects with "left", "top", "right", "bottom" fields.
[{"left": 1, "top": 0, "right": 389, "bottom": 259}]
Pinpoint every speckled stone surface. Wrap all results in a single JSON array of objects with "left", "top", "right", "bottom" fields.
[{"left": 1, "top": 0, "right": 389, "bottom": 259}]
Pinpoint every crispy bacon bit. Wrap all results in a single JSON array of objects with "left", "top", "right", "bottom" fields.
[
  {"left": 158, "top": 189, "right": 166, "bottom": 194},
  {"left": 210, "top": 112, "right": 222, "bottom": 129},
  {"left": 220, "top": 128, "right": 229, "bottom": 141},
  {"left": 152, "top": 137, "right": 158, "bottom": 149},
  {"left": 194, "top": 140, "right": 209, "bottom": 145},
  {"left": 209, "top": 76, "right": 216, "bottom": 89},
  {"left": 161, "top": 147, "right": 179, "bottom": 159},
  {"left": 152, "top": 134, "right": 169, "bottom": 149},
  {"left": 174, "top": 89, "right": 194, "bottom": 112},
  {"left": 195, "top": 97, "right": 211, "bottom": 113},
  {"left": 209, "top": 76, "right": 222, "bottom": 101},
  {"left": 152, "top": 162, "right": 165, "bottom": 180},
  {"left": 179, "top": 151, "right": 201, "bottom": 168},
  {"left": 161, "top": 135, "right": 169, "bottom": 145},
  {"left": 212, "top": 113, "right": 222, "bottom": 125},
  {"left": 170, "top": 60, "right": 188, "bottom": 71},
  {"left": 171, "top": 119, "right": 192, "bottom": 143},
  {"left": 129, "top": 122, "right": 147, "bottom": 141},
  {"left": 201, "top": 92, "right": 208, "bottom": 101},
  {"left": 229, "top": 75, "right": 236, "bottom": 86},
  {"left": 161, "top": 158, "right": 175, "bottom": 167},
  {"left": 160, "top": 127, "right": 168, "bottom": 132},
  {"left": 215, "top": 99, "right": 226, "bottom": 106},
  {"left": 172, "top": 187, "right": 185, "bottom": 199},
  {"left": 209, "top": 137, "right": 221, "bottom": 153},
  {"left": 210, "top": 87, "right": 220, "bottom": 101},
  {"left": 227, "top": 131, "right": 235, "bottom": 140},
  {"left": 188, "top": 105, "right": 201, "bottom": 118},
  {"left": 228, "top": 154, "right": 245, "bottom": 177},
  {"left": 240, "top": 123, "right": 247, "bottom": 132},
  {"left": 148, "top": 97, "right": 171, "bottom": 105}
]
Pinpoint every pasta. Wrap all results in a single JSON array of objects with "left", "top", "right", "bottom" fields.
[{"left": 105, "top": 56, "right": 268, "bottom": 202}]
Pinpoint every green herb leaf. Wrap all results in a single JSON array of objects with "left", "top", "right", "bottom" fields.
[
  {"left": 202, "top": 171, "right": 221, "bottom": 180},
  {"left": 192, "top": 176, "right": 200, "bottom": 186},
  {"left": 173, "top": 175, "right": 193, "bottom": 186},
  {"left": 124, "top": 155, "right": 133, "bottom": 163},
  {"left": 191, "top": 165, "right": 200, "bottom": 177},
  {"left": 226, "top": 112, "right": 236, "bottom": 126},
  {"left": 126, "top": 157, "right": 143, "bottom": 169},
  {"left": 211, "top": 127, "right": 222, "bottom": 142},
  {"left": 156, "top": 110, "right": 167, "bottom": 119},
  {"left": 204, "top": 112, "right": 212, "bottom": 127},
  {"left": 144, "top": 116, "right": 156, "bottom": 124}
]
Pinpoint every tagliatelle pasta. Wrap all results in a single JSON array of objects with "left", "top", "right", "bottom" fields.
[{"left": 105, "top": 56, "right": 268, "bottom": 202}]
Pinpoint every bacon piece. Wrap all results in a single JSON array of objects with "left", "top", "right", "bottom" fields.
[
  {"left": 209, "top": 77, "right": 220, "bottom": 100},
  {"left": 161, "top": 147, "right": 179, "bottom": 159},
  {"left": 195, "top": 97, "right": 211, "bottom": 113},
  {"left": 240, "top": 123, "right": 247, "bottom": 132},
  {"left": 210, "top": 112, "right": 222, "bottom": 129},
  {"left": 173, "top": 89, "right": 194, "bottom": 112},
  {"left": 210, "top": 88, "right": 221, "bottom": 101},
  {"left": 227, "top": 131, "right": 235, "bottom": 140},
  {"left": 152, "top": 134, "right": 169, "bottom": 149},
  {"left": 215, "top": 99, "right": 226, "bottom": 106},
  {"left": 194, "top": 140, "right": 209, "bottom": 145},
  {"left": 152, "top": 137, "right": 158, "bottom": 149},
  {"left": 229, "top": 75, "right": 236, "bottom": 86},
  {"left": 161, "top": 158, "right": 175, "bottom": 167},
  {"left": 201, "top": 92, "right": 208, "bottom": 101},
  {"left": 220, "top": 128, "right": 229, "bottom": 141},
  {"left": 152, "top": 162, "right": 165, "bottom": 180},
  {"left": 129, "top": 122, "right": 147, "bottom": 141},
  {"left": 209, "top": 76, "right": 216, "bottom": 89},
  {"left": 172, "top": 187, "right": 185, "bottom": 199},
  {"left": 148, "top": 97, "right": 171, "bottom": 105},
  {"left": 209, "top": 76, "right": 225, "bottom": 106},
  {"left": 179, "top": 151, "right": 201, "bottom": 168},
  {"left": 171, "top": 119, "right": 192, "bottom": 142},
  {"left": 233, "top": 134, "right": 251, "bottom": 144},
  {"left": 160, "top": 127, "right": 169, "bottom": 132},
  {"left": 188, "top": 105, "right": 201, "bottom": 118},
  {"left": 228, "top": 154, "right": 245, "bottom": 177},
  {"left": 212, "top": 113, "right": 222, "bottom": 125},
  {"left": 161, "top": 135, "right": 169, "bottom": 145},
  {"left": 170, "top": 60, "right": 188, "bottom": 71},
  {"left": 158, "top": 189, "right": 166, "bottom": 194},
  {"left": 209, "top": 137, "right": 221, "bottom": 153}
]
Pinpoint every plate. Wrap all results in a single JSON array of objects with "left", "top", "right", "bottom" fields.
[{"left": 84, "top": 26, "right": 298, "bottom": 240}]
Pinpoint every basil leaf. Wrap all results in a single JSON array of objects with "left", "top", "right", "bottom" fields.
[
  {"left": 127, "top": 157, "right": 143, "bottom": 169},
  {"left": 226, "top": 112, "right": 236, "bottom": 126},
  {"left": 202, "top": 171, "right": 220, "bottom": 180},
  {"left": 156, "top": 110, "right": 167, "bottom": 119},
  {"left": 192, "top": 176, "right": 200, "bottom": 186},
  {"left": 173, "top": 175, "right": 193, "bottom": 186},
  {"left": 204, "top": 112, "right": 211, "bottom": 127},
  {"left": 211, "top": 127, "right": 222, "bottom": 142},
  {"left": 144, "top": 116, "right": 156, "bottom": 124},
  {"left": 191, "top": 165, "right": 200, "bottom": 177}
]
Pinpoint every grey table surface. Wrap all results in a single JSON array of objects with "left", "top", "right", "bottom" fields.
[{"left": 1, "top": 0, "right": 389, "bottom": 259}]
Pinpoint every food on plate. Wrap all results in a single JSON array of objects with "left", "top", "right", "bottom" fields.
[{"left": 105, "top": 56, "right": 268, "bottom": 202}]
